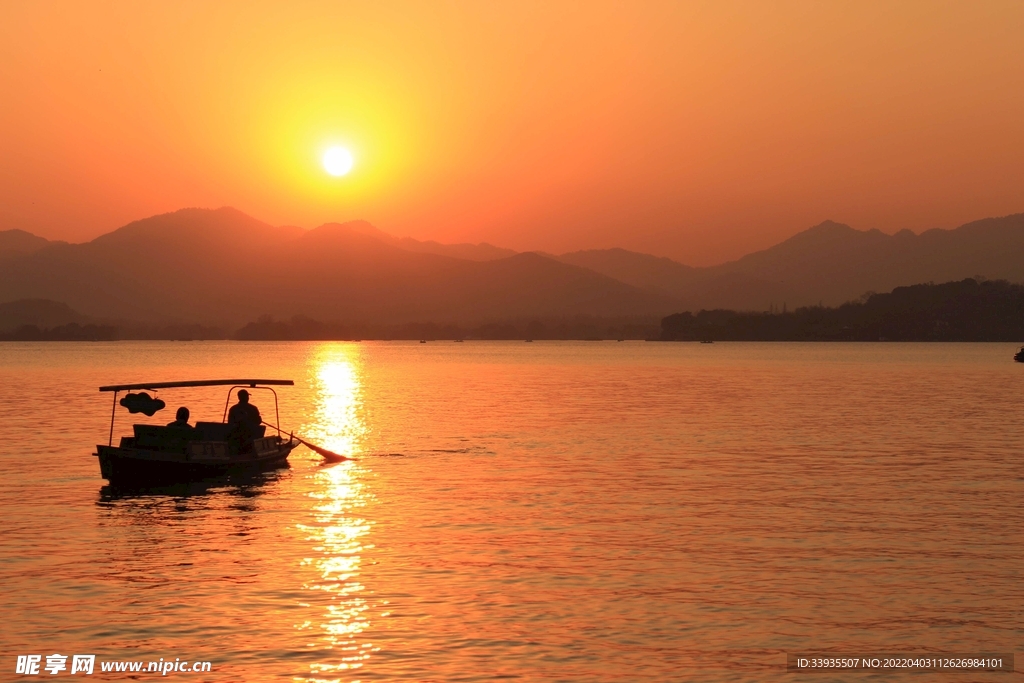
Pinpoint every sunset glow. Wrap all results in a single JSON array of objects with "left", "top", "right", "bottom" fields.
[{"left": 3, "top": 3, "right": 1023, "bottom": 264}]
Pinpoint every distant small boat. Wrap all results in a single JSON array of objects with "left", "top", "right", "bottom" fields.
[
  {"left": 617, "top": 339, "right": 625, "bottom": 342},
  {"left": 420, "top": 340, "right": 426, "bottom": 343},
  {"left": 525, "top": 339, "right": 533, "bottom": 343},
  {"left": 1015, "top": 346, "right": 1024, "bottom": 362},
  {"left": 700, "top": 340, "right": 714, "bottom": 344}
]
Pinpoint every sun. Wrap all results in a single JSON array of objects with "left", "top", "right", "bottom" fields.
[{"left": 323, "top": 146, "right": 354, "bottom": 176}]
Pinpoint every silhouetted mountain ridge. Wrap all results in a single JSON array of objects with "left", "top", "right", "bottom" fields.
[
  {"left": 4, "top": 208, "right": 1024, "bottom": 324},
  {"left": 0, "top": 229, "right": 65, "bottom": 260},
  {"left": 0, "top": 208, "right": 669, "bottom": 324},
  {"left": 553, "top": 248, "right": 698, "bottom": 297},
  {"left": 0, "top": 298, "right": 87, "bottom": 331},
  {"left": 314, "top": 219, "right": 515, "bottom": 261},
  {"left": 566, "top": 214, "right": 1024, "bottom": 310}
]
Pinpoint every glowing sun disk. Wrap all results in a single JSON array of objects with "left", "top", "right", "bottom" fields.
[{"left": 323, "top": 146, "right": 354, "bottom": 176}]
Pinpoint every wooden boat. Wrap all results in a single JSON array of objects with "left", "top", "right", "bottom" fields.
[
  {"left": 95, "top": 379, "right": 299, "bottom": 484},
  {"left": 1015, "top": 347, "right": 1024, "bottom": 363}
]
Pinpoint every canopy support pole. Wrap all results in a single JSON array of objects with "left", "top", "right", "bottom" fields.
[
  {"left": 274, "top": 389, "right": 280, "bottom": 438},
  {"left": 108, "top": 390, "right": 118, "bottom": 446}
]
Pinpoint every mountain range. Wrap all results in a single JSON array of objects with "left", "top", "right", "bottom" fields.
[
  {"left": 1, "top": 207, "right": 1023, "bottom": 330},
  {"left": 554, "top": 216, "right": 1024, "bottom": 310}
]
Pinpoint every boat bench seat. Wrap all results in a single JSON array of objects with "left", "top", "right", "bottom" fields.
[
  {"left": 193, "top": 421, "right": 266, "bottom": 441},
  {"left": 195, "top": 421, "right": 233, "bottom": 441},
  {"left": 133, "top": 424, "right": 204, "bottom": 451}
]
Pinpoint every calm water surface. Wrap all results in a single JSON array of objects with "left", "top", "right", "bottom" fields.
[{"left": 1, "top": 342, "right": 1022, "bottom": 682}]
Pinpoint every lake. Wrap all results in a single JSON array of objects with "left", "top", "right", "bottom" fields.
[{"left": 1, "top": 341, "right": 1022, "bottom": 681}]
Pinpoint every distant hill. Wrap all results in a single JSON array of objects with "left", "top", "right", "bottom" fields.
[
  {"left": 0, "top": 229, "right": 63, "bottom": 260},
  {"left": 0, "top": 208, "right": 301, "bottom": 322},
  {"left": 555, "top": 214, "right": 1024, "bottom": 311},
  {"left": 0, "top": 297, "right": 118, "bottom": 341},
  {"left": 0, "top": 298, "right": 87, "bottom": 332},
  {"left": 395, "top": 237, "right": 515, "bottom": 261},
  {"left": 321, "top": 220, "right": 516, "bottom": 261},
  {"left": 696, "top": 216, "right": 1024, "bottom": 309},
  {"left": 554, "top": 248, "right": 699, "bottom": 297},
  {"left": 0, "top": 208, "right": 671, "bottom": 325},
  {"left": 659, "top": 278, "right": 1024, "bottom": 341}
]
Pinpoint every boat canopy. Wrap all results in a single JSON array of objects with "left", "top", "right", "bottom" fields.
[{"left": 100, "top": 379, "right": 294, "bottom": 392}]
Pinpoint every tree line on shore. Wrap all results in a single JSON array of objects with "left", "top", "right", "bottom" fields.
[
  {"left": 0, "top": 316, "right": 658, "bottom": 341},
  {"left": 659, "top": 279, "right": 1024, "bottom": 341},
  {"left": 0, "top": 323, "right": 119, "bottom": 341},
  {"left": 0, "top": 322, "right": 223, "bottom": 341},
  {"left": 4, "top": 278, "right": 1024, "bottom": 342},
  {"left": 234, "top": 315, "right": 657, "bottom": 341}
]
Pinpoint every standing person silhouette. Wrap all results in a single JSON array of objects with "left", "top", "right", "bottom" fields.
[{"left": 228, "top": 389, "right": 262, "bottom": 453}]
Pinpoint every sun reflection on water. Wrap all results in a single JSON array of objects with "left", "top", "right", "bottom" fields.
[
  {"left": 297, "top": 344, "right": 377, "bottom": 682},
  {"left": 307, "top": 345, "right": 368, "bottom": 459}
]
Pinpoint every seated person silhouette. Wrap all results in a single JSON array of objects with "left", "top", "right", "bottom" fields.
[
  {"left": 167, "top": 406, "right": 193, "bottom": 428},
  {"left": 228, "top": 389, "right": 262, "bottom": 453}
]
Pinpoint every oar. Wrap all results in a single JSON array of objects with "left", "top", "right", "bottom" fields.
[{"left": 261, "top": 420, "right": 352, "bottom": 462}]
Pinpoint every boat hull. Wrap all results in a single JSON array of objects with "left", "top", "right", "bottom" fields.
[{"left": 96, "top": 438, "right": 298, "bottom": 484}]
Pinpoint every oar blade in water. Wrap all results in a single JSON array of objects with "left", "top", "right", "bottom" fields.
[
  {"left": 302, "top": 440, "right": 350, "bottom": 462},
  {"left": 262, "top": 420, "right": 351, "bottom": 461}
]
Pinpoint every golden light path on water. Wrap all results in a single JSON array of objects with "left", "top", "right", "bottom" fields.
[{"left": 298, "top": 345, "right": 376, "bottom": 681}]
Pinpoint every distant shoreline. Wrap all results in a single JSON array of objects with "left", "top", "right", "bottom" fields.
[
  {"left": 3, "top": 338, "right": 1023, "bottom": 344},
  {"left": 4, "top": 278, "right": 1024, "bottom": 343}
]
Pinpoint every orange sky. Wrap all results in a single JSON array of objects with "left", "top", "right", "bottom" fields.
[{"left": 2, "top": 1, "right": 1023, "bottom": 265}]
